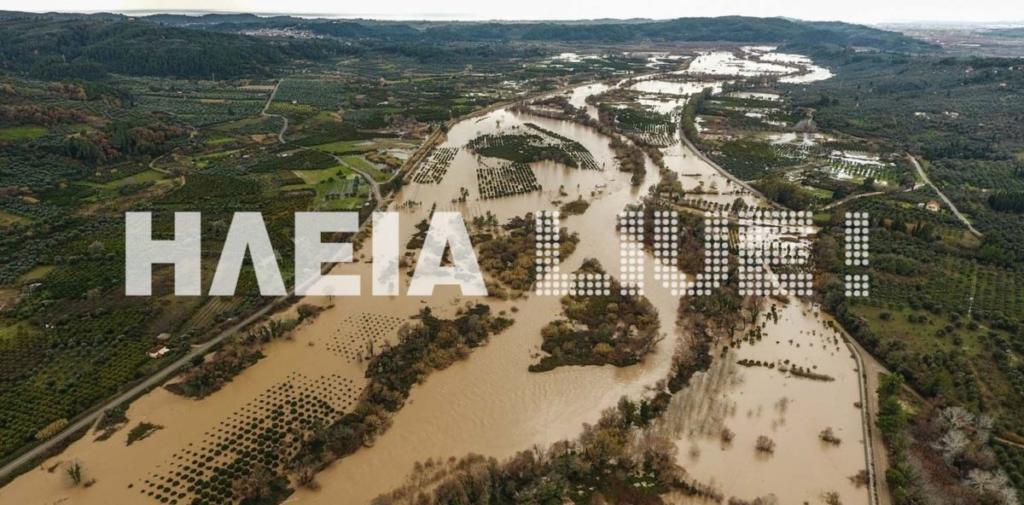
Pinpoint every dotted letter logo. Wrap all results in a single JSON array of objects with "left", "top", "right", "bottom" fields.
[
  {"left": 738, "top": 209, "right": 814, "bottom": 297},
  {"left": 535, "top": 211, "right": 611, "bottom": 296},
  {"left": 844, "top": 212, "right": 870, "bottom": 298},
  {"left": 650, "top": 210, "right": 729, "bottom": 296}
]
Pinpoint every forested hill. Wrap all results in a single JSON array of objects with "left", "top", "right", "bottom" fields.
[
  {"left": 144, "top": 14, "right": 936, "bottom": 52},
  {"left": 0, "top": 12, "right": 935, "bottom": 80},
  {"left": 0, "top": 17, "right": 347, "bottom": 79},
  {"left": 416, "top": 17, "right": 935, "bottom": 52}
]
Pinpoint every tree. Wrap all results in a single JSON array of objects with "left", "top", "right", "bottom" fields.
[
  {"left": 824, "top": 491, "right": 842, "bottom": 505},
  {"left": 755, "top": 435, "right": 775, "bottom": 454},
  {"left": 820, "top": 427, "right": 842, "bottom": 445},
  {"left": 290, "top": 456, "right": 320, "bottom": 490},
  {"left": 732, "top": 197, "right": 748, "bottom": 213},
  {"left": 231, "top": 464, "right": 272, "bottom": 502},
  {"left": 965, "top": 469, "right": 1018, "bottom": 505},
  {"left": 65, "top": 461, "right": 83, "bottom": 486}
]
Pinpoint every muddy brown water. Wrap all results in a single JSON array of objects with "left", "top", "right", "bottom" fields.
[
  {"left": 0, "top": 49, "right": 861, "bottom": 505},
  {"left": 656, "top": 302, "right": 869, "bottom": 504}
]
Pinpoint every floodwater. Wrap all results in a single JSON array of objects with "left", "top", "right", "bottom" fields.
[
  {"left": 727, "top": 91, "right": 782, "bottom": 101},
  {"left": 687, "top": 50, "right": 796, "bottom": 77},
  {"left": 656, "top": 302, "right": 870, "bottom": 504},
  {"left": 675, "top": 47, "right": 833, "bottom": 85},
  {"left": 0, "top": 48, "right": 860, "bottom": 505},
  {"left": 637, "top": 94, "right": 688, "bottom": 115},
  {"left": 630, "top": 78, "right": 730, "bottom": 97},
  {"left": 567, "top": 82, "right": 609, "bottom": 121},
  {"left": 758, "top": 51, "right": 835, "bottom": 84}
]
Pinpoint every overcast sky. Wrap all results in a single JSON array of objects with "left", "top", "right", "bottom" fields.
[{"left": 3, "top": 0, "right": 1023, "bottom": 24}]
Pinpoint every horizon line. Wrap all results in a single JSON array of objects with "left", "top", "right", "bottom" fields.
[{"left": 5, "top": 8, "right": 1024, "bottom": 26}]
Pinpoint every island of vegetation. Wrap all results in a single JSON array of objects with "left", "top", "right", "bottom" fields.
[
  {"left": 530, "top": 259, "right": 661, "bottom": 372},
  {"left": 474, "top": 213, "right": 579, "bottom": 298}
]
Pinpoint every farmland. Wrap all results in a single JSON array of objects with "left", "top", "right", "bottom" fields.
[
  {"left": 0, "top": 125, "right": 47, "bottom": 141},
  {"left": 0, "top": 15, "right": 649, "bottom": 471},
  {"left": 285, "top": 166, "right": 370, "bottom": 210},
  {"left": 0, "top": 10, "right": 1023, "bottom": 505}
]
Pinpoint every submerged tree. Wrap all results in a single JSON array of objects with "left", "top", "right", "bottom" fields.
[{"left": 65, "top": 461, "right": 83, "bottom": 486}]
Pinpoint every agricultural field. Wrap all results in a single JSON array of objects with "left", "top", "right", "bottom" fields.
[
  {"left": 0, "top": 13, "right": 662, "bottom": 474},
  {"left": 274, "top": 78, "right": 350, "bottom": 110},
  {"left": 122, "top": 78, "right": 272, "bottom": 127},
  {"left": 466, "top": 125, "right": 600, "bottom": 171},
  {"left": 413, "top": 147, "right": 458, "bottom": 184},
  {"left": 88, "top": 169, "right": 169, "bottom": 189},
  {"left": 5, "top": 11, "right": 1023, "bottom": 505},
  {"left": 605, "top": 105, "right": 677, "bottom": 146},
  {"left": 0, "top": 209, "right": 29, "bottom": 227},
  {"left": 477, "top": 161, "right": 541, "bottom": 199},
  {"left": 133, "top": 95, "right": 265, "bottom": 126},
  {"left": 315, "top": 139, "right": 376, "bottom": 155},
  {"left": 283, "top": 165, "right": 370, "bottom": 210},
  {"left": 339, "top": 154, "right": 390, "bottom": 182},
  {"left": 210, "top": 116, "right": 284, "bottom": 137},
  {"left": 0, "top": 125, "right": 47, "bottom": 141}
]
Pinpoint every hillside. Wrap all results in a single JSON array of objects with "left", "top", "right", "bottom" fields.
[
  {"left": 0, "top": 17, "right": 345, "bottom": 79},
  {"left": 0, "top": 13, "right": 936, "bottom": 80},
  {"left": 168, "top": 14, "right": 938, "bottom": 52}
]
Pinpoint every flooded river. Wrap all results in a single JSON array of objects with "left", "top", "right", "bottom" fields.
[{"left": 0, "top": 47, "right": 861, "bottom": 505}]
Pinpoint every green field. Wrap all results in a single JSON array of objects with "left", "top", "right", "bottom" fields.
[
  {"left": 266, "top": 101, "right": 317, "bottom": 120},
  {"left": 0, "top": 209, "right": 30, "bottom": 227},
  {"left": 852, "top": 305, "right": 987, "bottom": 357},
  {"left": 802, "top": 185, "right": 834, "bottom": 200},
  {"left": 0, "top": 320, "right": 35, "bottom": 341},
  {"left": 96, "top": 169, "right": 168, "bottom": 189},
  {"left": 341, "top": 154, "right": 389, "bottom": 182},
  {"left": 282, "top": 166, "right": 368, "bottom": 210},
  {"left": 17, "top": 265, "right": 54, "bottom": 283},
  {"left": 316, "top": 139, "right": 375, "bottom": 154},
  {"left": 0, "top": 125, "right": 47, "bottom": 141},
  {"left": 204, "top": 134, "right": 236, "bottom": 146},
  {"left": 191, "top": 149, "right": 241, "bottom": 168}
]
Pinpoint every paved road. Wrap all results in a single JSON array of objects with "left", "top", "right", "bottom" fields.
[
  {"left": 907, "top": 154, "right": 982, "bottom": 237},
  {"left": 322, "top": 150, "right": 384, "bottom": 203},
  {"left": 842, "top": 325, "right": 893, "bottom": 505},
  {"left": 822, "top": 191, "right": 886, "bottom": 211},
  {"left": 0, "top": 77, "right": 385, "bottom": 481},
  {"left": 678, "top": 133, "right": 781, "bottom": 209},
  {"left": 0, "top": 294, "right": 289, "bottom": 480}
]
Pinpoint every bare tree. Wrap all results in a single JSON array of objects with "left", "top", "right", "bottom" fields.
[
  {"left": 824, "top": 491, "right": 842, "bottom": 505},
  {"left": 965, "top": 469, "right": 1018, "bottom": 505}
]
